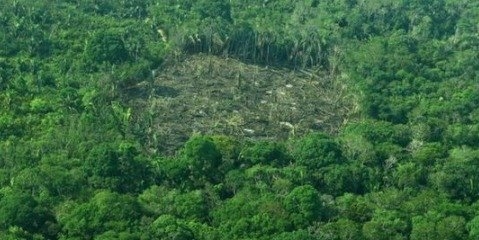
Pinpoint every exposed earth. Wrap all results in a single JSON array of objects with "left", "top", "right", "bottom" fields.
[{"left": 127, "top": 54, "right": 358, "bottom": 154}]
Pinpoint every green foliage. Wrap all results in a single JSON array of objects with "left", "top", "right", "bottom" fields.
[
  {"left": 0, "top": 189, "right": 51, "bottom": 233},
  {"left": 336, "top": 193, "right": 374, "bottom": 223},
  {"left": 274, "top": 229, "right": 315, "bottom": 240},
  {"left": 341, "top": 120, "right": 411, "bottom": 147},
  {"left": 240, "top": 140, "right": 290, "bottom": 167},
  {"left": 1, "top": 0, "right": 479, "bottom": 239},
  {"left": 193, "top": 0, "right": 232, "bottom": 21},
  {"left": 317, "top": 219, "right": 362, "bottom": 240},
  {"left": 321, "top": 163, "right": 371, "bottom": 195},
  {"left": 393, "top": 162, "right": 427, "bottom": 189},
  {"left": 94, "top": 231, "right": 140, "bottom": 240},
  {"left": 362, "top": 209, "right": 410, "bottom": 240},
  {"left": 292, "top": 133, "right": 344, "bottom": 168},
  {"left": 210, "top": 135, "right": 242, "bottom": 172},
  {"left": 212, "top": 189, "right": 291, "bottom": 239},
  {"left": 83, "top": 141, "right": 152, "bottom": 193},
  {"left": 139, "top": 185, "right": 208, "bottom": 222},
  {"left": 284, "top": 185, "right": 323, "bottom": 227},
  {"left": 0, "top": 226, "right": 46, "bottom": 240},
  {"left": 85, "top": 29, "right": 130, "bottom": 65},
  {"left": 145, "top": 215, "right": 195, "bottom": 240},
  {"left": 467, "top": 215, "right": 479, "bottom": 239},
  {"left": 431, "top": 147, "right": 479, "bottom": 201},
  {"left": 154, "top": 156, "right": 191, "bottom": 189},
  {"left": 79, "top": 0, "right": 151, "bottom": 19},
  {"left": 411, "top": 211, "right": 468, "bottom": 240},
  {"left": 58, "top": 190, "right": 142, "bottom": 239},
  {"left": 411, "top": 142, "right": 447, "bottom": 166},
  {"left": 181, "top": 135, "right": 223, "bottom": 185}
]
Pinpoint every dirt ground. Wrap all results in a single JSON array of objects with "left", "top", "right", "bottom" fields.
[{"left": 127, "top": 54, "right": 358, "bottom": 154}]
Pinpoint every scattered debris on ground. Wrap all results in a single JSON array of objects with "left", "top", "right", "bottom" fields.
[{"left": 127, "top": 54, "right": 358, "bottom": 154}]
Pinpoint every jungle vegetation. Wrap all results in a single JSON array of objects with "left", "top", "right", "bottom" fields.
[{"left": 1, "top": 0, "right": 479, "bottom": 239}]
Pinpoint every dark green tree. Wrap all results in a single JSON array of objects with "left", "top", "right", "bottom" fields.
[
  {"left": 362, "top": 209, "right": 410, "bottom": 240},
  {"left": 0, "top": 188, "right": 53, "bottom": 235},
  {"left": 291, "top": 133, "right": 344, "bottom": 169},
  {"left": 181, "top": 135, "right": 223, "bottom": 185},
  {"left": 284, "top": 185, "right": 323, "bottom": 228},
  {"left": 58, "top": 190, "right": 143, "bottom": 239},
  {"left": 83, "top": 141, "right": 152, "bottom": 193},
  {"left": 431, "top": 147, "right": 479, "bottom": 201},
  {"left": 84, "top": 29, "right": 129, "bottom": 66},
  {"left": 240, "top": 140, "right": 290, "bottom": 167},
  {"left": 411, "top": 212, "right": 467, "bottom": 240}
]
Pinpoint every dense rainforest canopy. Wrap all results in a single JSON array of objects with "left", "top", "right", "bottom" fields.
[{"left": 1, "top": 0, "right": 479, "bottom": 239}]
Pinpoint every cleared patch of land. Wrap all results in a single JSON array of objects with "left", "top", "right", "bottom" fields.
[{"left": 127, "top": 54, "right": 358, "bottom": 154}]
